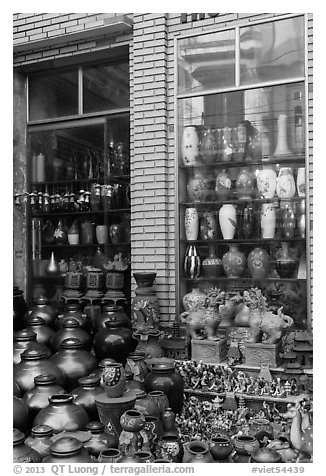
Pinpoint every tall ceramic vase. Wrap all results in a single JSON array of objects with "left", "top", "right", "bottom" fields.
[
  {"left": 182, "top": 126, "right": 200, "bottom": 166},
  {"left": 222, "top": 245, "right": 246, "bottom": 278},
  {"left": 184, "top": 208, "right": 199, "bottom": 240},
  {"left": 276, "top": 167, "right": 296, "bottom": 199},
  {"left": 296, "top": 167, "right": 306, "bottom": 197},
  {"left": 257, "top": 168, "right": 277, "bottom": 199},
  {"left": 183, "top": 245, "right": 201, "bottom": 278},
  {"left": 219, "top": 204, "right": 237, "bottom": 239},
  {"left": 260, "top": 204, "right": 276, "bottom": 239},
  {"left": 273, "top": 114, "right": 292, "bottom": 157}
]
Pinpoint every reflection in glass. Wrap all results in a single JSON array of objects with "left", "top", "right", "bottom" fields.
[
  {"left": 240, "top": 16, "right": 304, "bottom": 85},
  {"left": 29, "top": 70, "right": 79, "bottom": 121},
  {"left": 83, "top": 62, "right": 130, "bottom": 113},
  {"left": 178, "top": 30, "right": 235, "bottom": 95}
]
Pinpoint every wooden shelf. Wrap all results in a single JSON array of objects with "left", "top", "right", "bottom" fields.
[
  {"left": 180, "top": 197, "right": 303, "bottom": 207},
  {"left": 179, "top": 154, "right": 305, "bottom": 170},
  {"left": 32, "top": 208, "right": 130, "bottom": 217},
  {"left": 181, "top": 238, "right": 305, "bottom": 245},
  {"left": 184, "top": 388, "right": 309, "bottom": 404},
  {"left": 41, "top": 243, "right": 130, "bottom": 248},
  {"left": 182, "top": 276, "right": 306, "bottom": 283},
  {"left": 29, "top": 175, "right": 130, "bottom": 186}
]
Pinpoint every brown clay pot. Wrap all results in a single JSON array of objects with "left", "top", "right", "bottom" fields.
[
  {"left": 13, "top": 429, "right": 42, "bottom": 463},
  {"left": 23, "top": 374, "right": 66, "bottom": 421},
  {"left": 50, "top": 317, "right": 92, "bottom": 352},
  {"left": 14, "top": 348, "right": 65, "bottom": 394},
  {"left": 83, "top": 421, "right": 118, "bottom": 458},
  {"left": 33, "top": 394, "right": 89, "bottom": 433},
  {"left": 13, "top": 329, "right": 51, "bottom": 365},
  {"left": 24, "top": 425, "right": 54, "bottom": 459},
  {"left": 26, "top": 315, "right": 56, "bottom": 347},
  {"left": 71, "top": 374, "right": 103, "bottom": 420},
  {"left": 43, "top": 436, "right": 92, "bottom": 462},
  {"left": 50, "top": 338, "right": 97, "bottom": 391}
]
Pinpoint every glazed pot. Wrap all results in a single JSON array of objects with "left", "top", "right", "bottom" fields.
[
  {"left": 251, "top": 447, "right": 282, "bottom": 463},
  {"left": 13, "top": 286, "right": 28, "bottom": 331},
  {"left": 71, "top": 374, "right": 103, "bottom": 420},
  {"left": 184, "top": 207, "right": 199, "bottom": 240},
  {"left": 93, "top": 319, "right": 137, "bottom": 365},
  {"left": 283, "top": 205, "right": 296, "bottom": 239},
  {"left": 187, "top": 171, "right": 209, "bottom": 202},
  {"left": 219, "top": 204, "right": 237, "bottom": 239},
  {"left": 13, "top": 396, "right": 29, "bottom": 432},
  {"left": 134, "top": 391, "right": 160, "bottom": 418},
  {"left": 247, "top": 247, "right": 269, "bottom": 280},
  {"left": 56, "top": 303, "right": 90, "bottom": 330},
  {"left": 182, "top": 125, "right": 200, "bottom": 166},
  {"left": 50, "top": 317, "right": 92, "bottom": 352},
  {"left": 109, "top": 224, "right": 123, "bottom": 244},
  {"left": 43, "top": 436, "right": 92, "bottom": 462},
  {"left": 210, "top": 435, "right": 233, "bottom": 461},
  {"left": 98, "top": 448, "right": 122, "bottom": 463},
  {"left": 84, "top": 422, "right": 118, "bottom": 458},
  {"left": 241, "top": 206, "right": 255, "bottom": 239},
  {"left": 13, "top": 429, "right": 42, "bottom": 463},
  {"left": 94, "top": 305, "right": 131, "bottom": 332},
  {"left": 261, "top": 203, "right": 276, "bottom": 239},
  {"left": 126, "top": 351, "right": 148, "bottom": 383},
  {"left": 13, "top": 329, "right": 51, "bottom": 365},
  {"left": 182, "top": 287, "right": 206, "bottom": 312},
  {"left": 215, "top": 169, "right": 231, "bottom": 200},
  {"left": 23, "top": 374, "right": 66, "bottom": 421},
  {"left": 144, "top": 359, "right": 184, "bottom": 415},
  {"left": 183, "top": 245, "right": 201, "bottom": 279},
  {"left": 236, "top": 168, "right": 255, "bottom": 200},
  {"left": 24, "top": 425, "right": 53, "bottom": 459},
  {"left": 199, "top": 211, "right": 217, "bottom": 240},
  {"left": 275, "top": 242, "right": 297, "bottom": 278},
  {"left": 202, "top": 246, "right": 223, "bottom": 278},
  {"left": 26, "top": 315, "right": 56, "bottom": 347},
  {"left": 125, "top": 370, "right": 145, "bottom": 393},
  {"left": 133, "top": 331, "right": 163, "bottom": 359},
  {"left": 257, "top": 168, "right": 277, "bottom": 199},
  {"left": 200, "top": 128, "right": 217, "bottom": 164},
  {"left": 183, "top": 440, "right": 213, "bottom": 463},
  {"left": 119, "top": 410, "right": 145, "bottom": 456},
  {"left": 156, "top": 434, "right": 183, "bottom": 463},
  {"left": 232, "top": 435, "right": 259, "bottom": 456},
  {"left": 276, "top": 167, "right": 296, "bottom": 199},
  {"left": 134, "top": 451, "right": 155, "bottom": 463},
  {"left": 148, "top": 390, "right": 169, "bottom": 419},
  {"left": 13, "top": 381, "right": 21, "bottom": 397},
  {"left": 50, "top": 338, "right": 97, "bottom": 391},
  {"left": 33, "top": 394, "right": 89, "bottom": 433},
  {"left": 101, "top": 362, "right": 127, "bottom": 398},
  {"left": 25, "top": 296, "right": 57, "bottom": 328},
  {"left": 162, "top": 407, "right": 178, "bottom": 437},
  {"left": 222, "top": 245, "right": 246, "bottom": 278},
  {"left": 14, "top": 348, "right": 65, "bottom": 394}
]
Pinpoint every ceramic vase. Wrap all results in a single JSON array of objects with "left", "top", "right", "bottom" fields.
[
  {"left": 43, "top": 436, "right": 92, "bottom": 463},
  {"left": 80, "top": 220, "right": 94, "bottom": 244},
  {"left": 276, "top": 167, "right": 296, "bottom": 199},
  {"left": 222, "top": 245, "right": 246, "bottom": 278},
  {"left": 98, "top": 448, "right": 122, "bottom": 463},
  {"left": 274, "top": 114, "right": 292, "bottom": 156},
  {"left": 184, "top": 208, "right": 199, "bottom": 240},
  {"left": 241, "top": 206, "right": 255, "bottom": 239},
  {"left": 96, "top": 225, "right": 108, "bottom": 244},
  {"left": 257, "top": 168, "right": 277, "bottom": 198},
  {"left": 219, "top": 204, "right": 237, "bottom": 239},
  {"left": 109, "top": 224, "right": 123, "bottom": 244},
  {"left": 156, "top": 435, "right": 183, "bottom": 463},
  {"left": 24, "top": 425, "right": 54, "bottom": 459},
  {"left": 200, "top": 128, "right": 217, "bottom": 164},
  {"left": 215, "top": 169, "right": 232, "bottom": 200},
  {"left": 182, "top": 287, "right": 206, "bottom": 311},
  {"left": 260, "top": 203, "right": 276, "bottom": 239},
  {"left": 283, "top": 205, "right": 296, "bottom": 239},
  {"left": 93, "top": 320, "right": 137, "bottom": 365},
  {"left": 83, "top": 422, "right": 118, "bottom": 458},
  {"left": 181, "top": 126, "right": 200, "bottom": 166},
  {"left": 247, "top": 247, "right": 269, "bottom": 280},
  {"left": 210, "top": 435, "right": 233, "bottom": 461},
  {"left": 23, "top": 374, "right": 65, "bottom": 422},
  {"left": 220, "top": 126, "right": 234, "bottom": 162},
  {"left": 134, "top": 391, "right": 160, "bottom": 418},
  {"left": 183, "top": 440, "right": 213, "bottom": 463},
  {"left": 70, "top": 374, "right": 103, "bottom": 421},
  {"left": 183, "top": 245, "right": 201, "bottom": 278},
  {"left": 296, "top": 167, "right": 306, "bottom": 197},
  {"left": 202, "top": 246, "right": 223, "bottom": 278},
  {"left": 275, "top": 242, "right": 297, "bottom": 278},
  {"left": 26, "top": 316, "right": 55, "bottom": 347},
  {"left": 102, "top": 362, "right": 127, "bottom": 398},
  {"left": 199, "top": 211, "right": 217, "bottom": 240},
  {"left": 298, "top": 198, "right": 306, "bottom": 238},
  {"left": 187, "top": 171, "right": 209, "bottom": 202},
  {"left": 13, "top": 328, "right": 51, "bottom": 365},
  {"left": 67, "top": 220, "right": 79, "bottom": 245},
  {"left": 119, "top": 410, "right": 145, "bottom": 456},
  {"left": 236, "top": 168, "right": 255, "bottom": 200}
]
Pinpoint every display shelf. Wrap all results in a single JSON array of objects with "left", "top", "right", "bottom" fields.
[
  {"left": 41, "top": 243, "right": 130, "bottom": 248},
  {"left": 31, "top": 208, "right": 130, "bottom": 217},
  {"left": 181, "top": 238, "right": 305, "bottom": 245},
  {"left": 182, "top": 277, "right": 305, "bottom": 283},
  {"left": 30, "top": 175, "right": 130, "bottom": 186},
  {"left": 179, "top": 154, "right": 305, "bottom": 170},
  {"left": 180, "top": 197, "right": 302, "bottom": 207}
]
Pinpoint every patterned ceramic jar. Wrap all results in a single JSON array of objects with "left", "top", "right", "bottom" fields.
[
  {"left": 184, "top": 207, "right": 199, "bottom": 240},
  {"left": 247, "top": 247, "right": 269, "bottom": 280},
  {"left": 156, "top": 435, "right": 183, "bottom": 463},
  {"left": 276, "top": 167, "right": 296, "bottom": 199},
  {"left": 187, "top": 172, "right": 210, "bottom": 202},
  {"left": 182, "top": 287, "right": 206, "bottom": 312},
  {"left": 260, "top": 203, "right": 276, "bottom": 239},
  {"left": 102, "top": 362, "right": 126, "bottom": 398},
  {"left": 199, "top": 211, "right": 217, "bottom": 240},
  {"left": 119, "top": 410, "right": 145, "bottom": 456},
  {"left": 257, "top": 168, "right": 277, "bottom": 199},
  {"left": 222, "top": 245, "right": 246, "bottom": 278},
  {"left": 215, "top": 169, "right": 231, "bottom": 200},
  {"left": 183, "top": 245, "right": 201, "bottom": 279},
  {"left": 182, "top": 126, "right": 200, "bottom": 166}
]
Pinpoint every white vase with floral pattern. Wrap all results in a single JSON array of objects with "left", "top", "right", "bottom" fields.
[
  {"left": 260, "top": 203, "right": 276, "bottom": 239},
  {"left": 182, "top": 126, "right": 200, "bottom": 166},
  {"left": 257, "top": 168, "right": 277, "bottom": 199},
  {"left": 184, "top": 207, "right": 199, "bottom": 240}
]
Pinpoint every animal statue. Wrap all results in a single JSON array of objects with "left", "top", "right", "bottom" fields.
[
  {"left": 249, "top": 306, "right": 293, "bottom": 344},
  {"left": 180, "top": 307, "right": 221, "bottom": 340},
  {"left": 282, "top": 402, "right": 313, "bottom": 461}
]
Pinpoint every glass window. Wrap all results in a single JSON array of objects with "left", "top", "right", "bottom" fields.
[
  {"left": 240, "top": 16, "right": 305, "bottom": 85},
  {"left": 29, "top": 70, "right": 78, "bottom": 121},
  {"left": 178, "top": 29, "right": 236, "bottom": 95},
  {"left": 83, "top": 62, "right": 130, "bottom": 113}
]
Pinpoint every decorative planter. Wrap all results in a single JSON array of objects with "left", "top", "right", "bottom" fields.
[
  {"left": 219, "top": 204, "right": 237, "bottom": 239},
  {"left": 119, "top": 410, "right": 145, "bottom": 456}
]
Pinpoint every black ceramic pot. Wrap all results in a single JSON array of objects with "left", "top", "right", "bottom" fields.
[
  {"left": 83, "top": 422, "right": 118, "bottom": 458},
  {"left": 94, "top": 305, "right": 131, "bottom": 332},
  {"left": 71, "top": 374, "right": 103, "bottom": 420},
  {"left": 13, "top": 329, "right": 52, "bottom": 365},
  {"left": 13, "top": 396, "right": 29, "bottom": 432},
  {"left": 23, "top": 374, "right": 66, "bottom": 421},
  {"left": 25, "top": 296, "right": 57, "bottom": 328},
  {"left": 50, "top": 317, "right": 92, "bottom": 353},
  {"left": 43, "top": 436, "right": 92, "bottom": 462},
  {"left": 144, "top": 360, "right": 184, "bottom": 415},
  {"left": 93, "top": 319, "right": 137, "bottom": 365},
  {"left": 13, "top": 429, "right": 42, "bottom": 463},
  {"left": 26, "top": 315, "right": 56, "bottom": 347}
]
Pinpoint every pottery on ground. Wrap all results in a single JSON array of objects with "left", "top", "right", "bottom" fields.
[
  {"left": 232, "top": 435, "right": 259, "bottom": 456},
  {"left": 43, "top": 436, "right": 92, "bottom": 463},
  {"left": 102, "top": 362, "right": 127, "bottom": 398},
  {"left": 156, "top": 434, "right": 183, "bottom": 463},
  {"left": 23, "top": 374, "right": 66, "bottom": 422},
  {"left": 13, "top": 328, "right": 52, "bottom": 365},
  {"left": 83, "top": 422, "right": 118, "bottom": 458},
  {"left": 24, "top": 425, "right": 54, "bottom": 459},
  {"left": 70, "top": 374, "right": 103, "bottom": 420},
  {"left": 93, "top": 319, "right": 137, "bottom": 365},
  {"left": 210, "top": 435, "right": 233, "bottom": 461},
  {"left": 119, "top": 410, "right": 145, "bottom": 456},
  {"left": 13, "top": 396, "right": 29, "bottom": 432},
  {"left": 183, "top": 440, "right": 213, "bottom": 463},
  {"left": 98, "top": 448, "right": 122, "bottom": 463}
]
